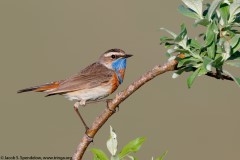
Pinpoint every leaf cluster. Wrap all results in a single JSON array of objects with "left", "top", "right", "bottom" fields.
[
  {"left": 91, "top": 126, "right": 167, "bottom": 160},
  {"left": 160, "top": 0, "right": 240, "bottom": 88}
]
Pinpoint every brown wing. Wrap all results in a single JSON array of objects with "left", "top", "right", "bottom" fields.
[{"left": 46, "top": 62, "right": 114, "bottom": 95}]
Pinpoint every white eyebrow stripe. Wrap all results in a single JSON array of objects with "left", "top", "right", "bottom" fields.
[{"left": 104, "top": 52, "right": 125, "bottom": 57}]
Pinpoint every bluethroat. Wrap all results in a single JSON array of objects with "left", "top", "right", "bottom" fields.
[{"left": 18, "top": 49, "right": 132, "bottom": 130}]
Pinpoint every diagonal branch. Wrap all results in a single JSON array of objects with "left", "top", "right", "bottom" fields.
[{"left": 72, "top": 59, "right": 233, "bottom": 160}]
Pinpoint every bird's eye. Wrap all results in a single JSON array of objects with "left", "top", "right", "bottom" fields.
[{"left": 111, "top": 55, "right": 116, "bottom": 59}]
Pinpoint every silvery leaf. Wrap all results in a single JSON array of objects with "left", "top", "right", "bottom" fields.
[
  {"left": 107, "top": 126, "right": 118, "bottom": 156},
  {"left": 182, "top": 0, "right": 203, "bottom": 18}
]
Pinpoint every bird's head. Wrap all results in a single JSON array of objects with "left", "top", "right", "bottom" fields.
[
  {"left": 99, "top": 48, "right": 132, "bottom": 70},
  {"left": 99, "top": 48, "right": 133, "bottom": 84}
]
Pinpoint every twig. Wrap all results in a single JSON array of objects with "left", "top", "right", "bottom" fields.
[
  {"left": 72, "top": 59, "right": 233, "bottom": 160},
  {"left": 206, "top": 71, "right": 233, "bottom": 81}
]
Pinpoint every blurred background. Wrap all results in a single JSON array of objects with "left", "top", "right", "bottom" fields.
[{"left": 0, "top": 0, "right": 239, "bottom": 159}]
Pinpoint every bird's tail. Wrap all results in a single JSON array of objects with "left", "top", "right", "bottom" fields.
[{"left": 17, "top": 81, "right": 60, "bottom": 93}]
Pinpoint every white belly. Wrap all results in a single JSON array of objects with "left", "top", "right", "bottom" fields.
[{"left": 63, "top": 85, "right": 111, "bottom": 101}]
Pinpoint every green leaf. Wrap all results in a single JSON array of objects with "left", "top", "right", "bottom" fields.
[
  {"left": 172, "top": 67, "right": 187, "bottom": 79},
  {"left": 226, "top": 61, "right": 240, "bottom": 67},
  {"left": 228, "top": 51, "right": 240, "bottom": 60},
  {"left": 194, "top": 18, "right": 210, "bottom": 26},
  {"left": 223, "top": 70, "right": 240, "bottom": 87},
  {"left": 230, "top": 34, "right": 240, "bottom": 48},
  {"left": 155, "top": 151, "right": 168, "bottom": 160},
  {"left": 189, "top": 39, "right": 202, "bottom": 49},
  {"left": 91, "top": 148, "right": 109, "bottom": 160},
  {"left": 219, "top": 3, "right": 230, "bottom": 25},
  {"left": 178, "top": 5, "right": 201, "bottom": 19},
  {"left": 233, "top": 36, "right": 240, "bottom": 53},
  {"left": 230, "top": 0, "right": 240, "bottom": 15},
  {"left": 216, "top": 43, "right": 224, "bottom": 53},
  {"left": 182, "top": 0, "right": 203, "bottom": 18},
  {"left": 160, "top": 36, "right": 174, "bottom": 44},
  {"left": 118, "top": 137, "right": 145, "bottom": 159},
  {"left": 212, "top": 54, "right": 224, "bottom": 68},
  {"left": 187, "top": 67, "right": 201, "bottom": 88},
  {"left": 107, "top": 126, "right": 118, "bottom": 156},
  {"left": 167, "top": 48, "right": 189, "bottom": 54},
  {"left": 207, "top": 41, "right": 216, "bottom": 59},
  {"left": 175, "top": 24, "right": 188, "bottom": 42},
  {"left": 208, "top": 0, "right": 223, "bottom": 21},
  {"left": 229, "top": 0, "right": 240, "bottom": 23},
  {"left": 173, "top": 66, "right": 196, "bottom": 79},
  {"left": 93, "top": 155, "right": 100, "bottom": 160},
  {"left": 177, "top": 57, "right": 200, "bottom": 68},
  {"left": 198, "top": 65, "right": 209, "bottom": 76},
  {"left": 163, "top": 42, "right": 175, "bottom": 48},
  {"left": 223, "top": 41, "right": 231, "bottom": 60},
  {"left": 203, "top": 56, "right": 213, "bottom": 71},
  {"left": 205, "top": 22, "right": 216, "bottom": 46},
  {"left": 178, "top": 35, "right": 189, "bottom": 49},
  {"left": 160, "top": 28, "right": 177, "bottom": 38}
]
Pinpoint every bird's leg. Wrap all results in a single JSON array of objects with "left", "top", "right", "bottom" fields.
[{"left": 74, "top": 101, "right": 89, "bottom": 131}]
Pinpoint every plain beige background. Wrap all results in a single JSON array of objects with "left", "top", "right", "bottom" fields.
[{"left": 0, "top": 0, "right": 239, "bottom": 159}]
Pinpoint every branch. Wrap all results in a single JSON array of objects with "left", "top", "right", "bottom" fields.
[
  {"left": 72, "top": 59, "right": 233, "bottom": 160},
  {"left": 205, "top": 71, "right": 233, "bottom": 81}
]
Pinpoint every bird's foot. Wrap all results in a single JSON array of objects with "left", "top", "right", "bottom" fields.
[
  {"left": 107, "top": 106, "right": 116, "bottom": 113},
  {"left": 105, "top": 99, "right": 113, "bottom": 112},
  {"left": 106, "top": 99, "right": 119, "bottom": 112}
]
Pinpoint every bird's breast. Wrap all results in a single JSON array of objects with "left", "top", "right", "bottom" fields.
[
  {"left": 110, "top": 72, "right": 120, "bottom": 93},
  {"left": 118, "top": 69, "right": 125, "bottom": 81},
  {"left": 114, "top": 69, "right": 126, "bottom": 84}
]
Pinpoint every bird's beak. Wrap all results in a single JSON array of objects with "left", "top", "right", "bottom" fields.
[{"left": 124, "top": 54, "right": 133, "bottom": 58}]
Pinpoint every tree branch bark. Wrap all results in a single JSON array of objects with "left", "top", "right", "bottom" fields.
[{"left": 72, "top": 59, "right": 233, "bottom": 160}]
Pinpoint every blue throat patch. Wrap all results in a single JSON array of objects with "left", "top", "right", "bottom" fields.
[{"left": 111, "top": 58, "right": 127, "bottom": 84}]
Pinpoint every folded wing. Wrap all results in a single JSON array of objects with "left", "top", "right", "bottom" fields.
[{"left": 46, "top": 62, "right": 114, "bottom": 96}]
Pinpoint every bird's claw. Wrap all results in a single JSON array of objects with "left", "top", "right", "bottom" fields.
[
  {"left": 106, "top": 105, "right": 116, "bottom": 113},
  {"left": 106, "top": 99, "right": 120, "bottom": 112}
]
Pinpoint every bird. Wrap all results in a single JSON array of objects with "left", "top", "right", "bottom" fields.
[{"left": 17, "top": 48, "right": 132, "bottom": 130}]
